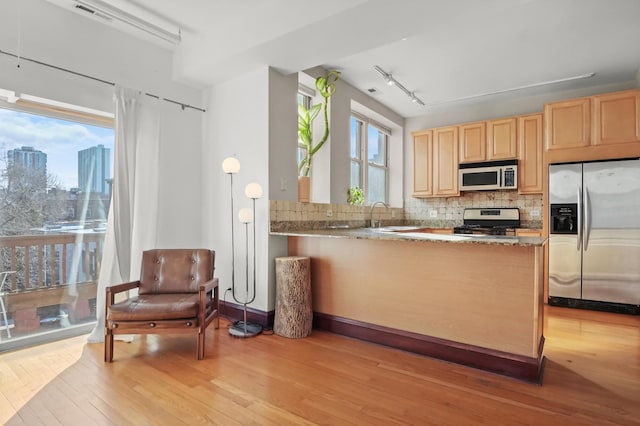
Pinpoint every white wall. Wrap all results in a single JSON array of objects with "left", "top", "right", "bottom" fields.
[
  {"left": 267, "top": 68, "right": 298, "bottom": 308},
  {"left": 202, "top": 67, "right": 271, "bottom": 311},
  {"left": 0, "top": 0, "right": 205, "bottom": 251}
]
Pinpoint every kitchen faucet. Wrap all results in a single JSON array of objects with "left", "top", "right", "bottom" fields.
[{"left": 370, "top": 201, "right": 389, "bottom": 228}]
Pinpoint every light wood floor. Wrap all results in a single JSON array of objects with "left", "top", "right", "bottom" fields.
[{"left": 1, "top": 306, "right": 639, "bottom": 425}]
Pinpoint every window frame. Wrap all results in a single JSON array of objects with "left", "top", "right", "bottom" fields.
[
  {"left": 297, "top": 86, "right": 314, "bottom": 177},
  {"left": 350, "top": 112, "right": 390, "bottom": 205}
]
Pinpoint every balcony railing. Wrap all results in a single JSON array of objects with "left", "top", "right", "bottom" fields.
[{"left": 0, "top": 231, "right": 105, "bottom": 340}]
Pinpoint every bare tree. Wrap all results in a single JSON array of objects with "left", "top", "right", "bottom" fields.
[{"left": 0, "top": 162, "right": 67, "bottom": 236}]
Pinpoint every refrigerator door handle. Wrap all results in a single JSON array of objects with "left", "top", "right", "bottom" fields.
[
  {"left": 577, "top": 186, "right": 582, "bottom": 251},
  {"left": 583, "top": 187, "right": 590, "bottom": 250}
]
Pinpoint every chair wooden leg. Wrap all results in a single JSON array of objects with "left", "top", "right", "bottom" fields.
[
  {"left": 105, "top": 330, "right": 114, "bottom": 362},
  {"left": 198, "top": 329, "right": 207, "bottom": 360}
]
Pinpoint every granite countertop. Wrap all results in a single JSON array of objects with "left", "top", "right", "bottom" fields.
[{"left": 271, "top": 226, "right": 546, "bottom": 247}]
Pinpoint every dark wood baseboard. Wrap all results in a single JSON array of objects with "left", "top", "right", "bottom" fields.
[
  {"left": 313, "top": 312, "right": 545, "bottom": 383},
  {"left": 219, "top": 301, "right": 274, "bottom": 329}
]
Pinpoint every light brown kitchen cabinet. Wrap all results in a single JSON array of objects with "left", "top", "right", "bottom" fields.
[
  {"left": 459, "top": 122, "right": 486, "bottom": 163},
  {"left": 516, "top": 229, "right": 542, "bottom": 237},
  {"left": 433, "top": 126, "right": 459, "bottom": 196},
  {"left": 412, "top": 130, "right": 433, "bottom": 197},
  {"left": 593, "top": 90, "right": 640, "bottom": 145},
  {"left": 544, "top": 98, "right": 591, "bottom": 150},
  {"left": 487, "top": 117, "right": 517, "bottom": 159},
  {"left": 518, "top": 113, "right": 543, "bottom": 194},
  {"left": 544, "top": 89, "right": 640, "bottom": 164}
]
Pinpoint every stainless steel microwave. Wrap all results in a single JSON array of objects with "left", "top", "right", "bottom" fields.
[{"left": 458, "top": 159, "right": 518, "bottom": 191}]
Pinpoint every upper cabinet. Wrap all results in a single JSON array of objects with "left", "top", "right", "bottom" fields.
[
  {"left": 459, "top": 122, "right": 486, "bottom": 163},
  {"left": 518, "top": 114, "right": 543, "bottom": 194},
  {"left": 487, "top": 118, "right": 517, "bottom": 160},
  {"left": 433, "top": 126, "right": 459, "bottom": 196},
  {"left": 544, "top": 98, "right": 591, "bottom": 150},
  {"left": 545, "top": 89, "right": 640, "bottom": 163},
  {"left": 593, "top": 90, "right": 640, "bottom": 145},
  {"left": 412, "top": 130, "right": 433, "bottom": 197},
  {"left": 459, "top": 118, "right": 517, "bottom": 163},
  {"left": 412, "top": 127, "right": 459, "bottom": 198}
]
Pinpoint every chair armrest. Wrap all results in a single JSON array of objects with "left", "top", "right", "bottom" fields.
[
  {"left": 199, "top": 277, "right": 218, "bottom": 293},
  {"left": 107, "top": 281, "right": 141, "bottom": 295},
  {"left": 106, "top": 281, "right": 140, "bottom": 306}
]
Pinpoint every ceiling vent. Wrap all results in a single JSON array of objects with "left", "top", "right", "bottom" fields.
[{"left": 68, "top": 0, "right": 181, "bottom": 45}]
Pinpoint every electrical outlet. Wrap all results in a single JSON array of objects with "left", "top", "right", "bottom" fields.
[
  {"left": 280, "top": 177, "right": 287, "bottom": 191},
  {"left": 531, "top": 209, "right": 541, "bottom": 217},
  {"left": 326, "top": 209, "right": 333, "bottom": 217},
  {"left": 429, "top": 209, "right": 438, "bottom": 218},
  {"left": 391, "top": 210, "right": 396, "bottom": 218}
]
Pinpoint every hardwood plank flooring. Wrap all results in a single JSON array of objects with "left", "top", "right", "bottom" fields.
[{"left": 0, "top": 306, "right": 639, "bottom": 425}]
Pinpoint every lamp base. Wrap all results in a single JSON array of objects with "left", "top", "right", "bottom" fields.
[{"left": 228, "top": 321, "right": 263, "bottom": 338}]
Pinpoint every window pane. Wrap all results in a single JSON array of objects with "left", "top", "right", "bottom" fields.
[
  {"left": 350, "top": 117, "right": 361, "bottom": 159},
  {"left": 0, "top": 107, "right": 113, "bottom": 350},
  {"left": 298, "top": 93, "right": 312, "bottom": 176},
  {"left": 350, "top": 161, "right": 361, "bottom": 188},
  {"left": 367, "top": 124, "right": 386, "bottom": 165},
  {"left": 368, "top": 165, "right": 387, "bottom": 203}
]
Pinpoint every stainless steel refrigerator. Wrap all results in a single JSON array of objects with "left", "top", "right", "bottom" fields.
[{"left": 548, "top": 158, "right": 640, "bottom": 308}]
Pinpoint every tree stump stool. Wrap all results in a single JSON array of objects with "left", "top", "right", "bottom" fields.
[{"left": 274, "top": 256, "right": 311, "bottom": 338}]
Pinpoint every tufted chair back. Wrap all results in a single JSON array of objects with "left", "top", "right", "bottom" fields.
[{"left": 139, "top": 249, "right": 215, "bottom": 295}]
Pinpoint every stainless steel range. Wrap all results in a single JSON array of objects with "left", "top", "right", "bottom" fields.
[{"left": 453, "top": 208, "right": 520, "bottom": 236}]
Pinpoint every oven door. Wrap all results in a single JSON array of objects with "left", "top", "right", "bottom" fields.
[{"left": 459, "top": 166, "right": 500, "bottom": 191}]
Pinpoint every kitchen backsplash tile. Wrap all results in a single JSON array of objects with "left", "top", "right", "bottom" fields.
[
  {"left": 405, "top": 192, "right": 543, "bottom": 228},
  {"left": 270, "top": 192, "right": 543, "bottom": 232}
]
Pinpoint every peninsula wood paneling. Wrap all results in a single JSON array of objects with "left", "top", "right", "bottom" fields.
[{"left": 288, "top": 236, "right": 543, "bottom": 358}]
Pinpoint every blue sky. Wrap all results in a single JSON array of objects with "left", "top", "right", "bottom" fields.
[{"left": 0, "top": 108, "right": 114, "bottom": 189}]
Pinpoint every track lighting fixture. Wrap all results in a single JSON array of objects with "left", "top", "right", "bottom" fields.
[{"left": 374, "top": 65, "right": 425, "bottom": 106}]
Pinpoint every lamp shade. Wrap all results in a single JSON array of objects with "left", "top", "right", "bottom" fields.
[
  {"left": 222, "top": 157, "right": 240, "bottom": 174},
  {"left": 245, "top": 182, "right": 263, "bottom": 199},
  {"left": 238, "top": 208, "right": 253, "bottom": 223}
]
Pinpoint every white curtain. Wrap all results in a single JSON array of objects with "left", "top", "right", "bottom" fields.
[{"left": 87, "top": 86, "right": 160, "bottom": 343}]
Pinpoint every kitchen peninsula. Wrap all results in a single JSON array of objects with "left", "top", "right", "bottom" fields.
[{"left": 273, "top": 227, "right": 546, "bottom": 382}]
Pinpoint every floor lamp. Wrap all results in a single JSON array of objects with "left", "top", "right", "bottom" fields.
[{"left": 222, "top": 157, "right": 263, "bottom": 338}]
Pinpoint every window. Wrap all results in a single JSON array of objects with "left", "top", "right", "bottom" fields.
[
  {"left": 297, "top": 91, "right": 312, "bottom": 176},
  {"left": 350, "top": 114, "right": 389, "bottom": 204},
  {"left": 0, "top": 103, "right": 114, "bottom": 350}
]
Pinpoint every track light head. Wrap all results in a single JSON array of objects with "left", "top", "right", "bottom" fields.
[{"left": 374, "top": 65, "right": 425, "bottom": 106}]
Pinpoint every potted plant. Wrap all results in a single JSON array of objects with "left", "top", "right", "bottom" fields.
[
  {"left": 347, "top": 186, "right": 364, "bottom": 205},
  {"left": 297, "top": 69, "right": 341, "bottom": 202}
]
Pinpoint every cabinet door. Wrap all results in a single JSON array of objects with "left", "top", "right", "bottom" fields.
[
  {"left": 487, "top": 117, "right": 517, "bottom": 159},
  {"left": 518, "top": 114, "right": 543, "bottom": 194},
  {"left": 516, "top": 229, "right": 542, "bottom": 237},
  {"left": 412, "top": 131, "right": 432, "bottom": 197},
  {"left": 459, "top": 122, "right": 486, "bottom": 163},
  {"left": 545, "top": 98, "right": 591, "bottom": 150},
  {"left": 593, "top": 90, "right": 640, "bottom": 145},
  {"left": 433, "top": 126, "right": 459, "bottom": 196}
]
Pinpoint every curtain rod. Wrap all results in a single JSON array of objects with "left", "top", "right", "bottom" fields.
[{"left": 0, "top": 49, "right": 206, "bottom": 113}]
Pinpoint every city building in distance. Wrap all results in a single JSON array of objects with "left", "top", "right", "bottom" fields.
[{"left": 78, "top": 144, "right": 111, "bottom": 195}]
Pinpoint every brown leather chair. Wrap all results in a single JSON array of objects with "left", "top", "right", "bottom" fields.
[{"left": 105, "top": 249, "right": 219, "bottom": 362}]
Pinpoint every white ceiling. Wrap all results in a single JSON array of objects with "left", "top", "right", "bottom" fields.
[{"left": 51, "top": 0, "right": 640, "bottom": 118}]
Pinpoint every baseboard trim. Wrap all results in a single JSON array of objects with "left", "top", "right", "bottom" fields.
[
  {"left": 313, "top": 312, "right": 545, "bottom": 383},
  {"left": 219, "top": 301, "right": 274, "bottom": 329}
]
